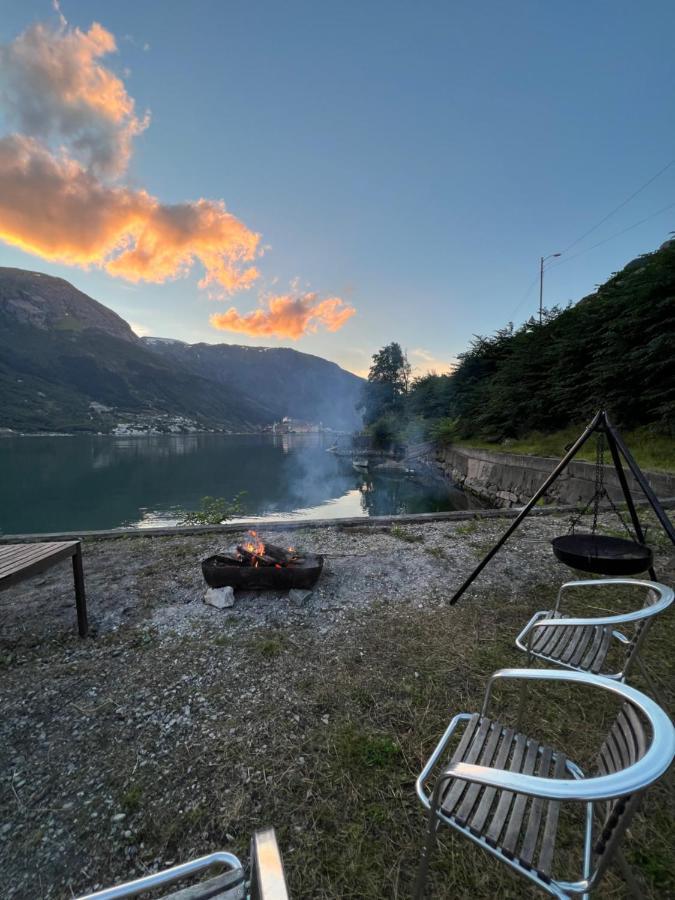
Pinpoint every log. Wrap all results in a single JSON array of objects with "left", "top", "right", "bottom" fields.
[{"left": 236, "top": 546, "right": 274, "bottom": 566}]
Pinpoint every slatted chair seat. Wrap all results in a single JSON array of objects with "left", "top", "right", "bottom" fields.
[
  {"left": 415, "top": 669, "right": 675, "bottom": 899},
  {"left": 438, "top": 713, "right": 570, "bottom": 882},
  {"left": 527, "top": 612, "right": 613, "bottom": 673},
  {"left": 516, "top": 579, "right": 674, "bottom": 691}
]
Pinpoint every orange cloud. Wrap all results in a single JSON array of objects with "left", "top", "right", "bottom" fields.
[
  {"left": 210, "top": 292, "right": 356, "bottom": 339},
  {"left": 0, "top": 14, "right": 355, "bottom": 330},
  {"left": 0, "top": 135, "right": 260, "bottom": 292},
  {"left": 0, "top": 20, "right": 148, "bottom": 176}
]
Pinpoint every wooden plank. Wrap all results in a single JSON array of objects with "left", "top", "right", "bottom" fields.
[
  {"left": 580, "top": 624, "right": 608, "bottom": 671},
  {"left": 589, "top": 627, "right": 612, "bottom": 673},
  {"left": 442, "top": 716, "right": 491, "bottom": 815},
  {"left": 566, "top": 626, "right": 595, "bottom": 666},
  {"left": 0, "top": 543, "right": 78, "bottom": 586},
  {"left": 519, "top": 746, "right": 553, "bottom": 868},
  {"left": 622, "top": 704, "right": 647, "bottom": 761},
  {"left": 501, "top": 738, "right": 540, "bottom": 858},
  {"left": 469, "top": 726, "right": 515, "bottom": 837},
  {"left": 160, "top": 869, "right": 245, "bottom": 899},
  {"left": 537, "top": 752, "right": 566, "bottom": 878},
  {"left": 612, "top": 712, "right": 634, "bottom": 767},
  {"left": 455, "top": 721, "right": 502, "bottom": 825},
  {"left": 485, "top": 732, "right": 527, "bottom": 847},
  {"left": 0, "top": 542, "right": 77, "bottom": 576}
]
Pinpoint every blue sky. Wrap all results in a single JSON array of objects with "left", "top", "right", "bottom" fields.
[{"left": 1, "top": 0, "right": 674, "bottom": 375}]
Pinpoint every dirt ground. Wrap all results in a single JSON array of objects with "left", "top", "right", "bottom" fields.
[{"left": 1, "top": 512, "right": 673, "bottom": 899}]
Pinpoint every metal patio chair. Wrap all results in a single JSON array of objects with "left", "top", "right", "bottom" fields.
[
  {"left": 414, "top": 668, "right": 675, "bottom": 899},
  {"left": 515, "top": 578, "right": 673, "bottom": 703},
  {"left": 75, "top": 827, "right": 289, "bottom": 899}
]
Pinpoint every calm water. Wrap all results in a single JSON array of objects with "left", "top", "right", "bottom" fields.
[{"left": 0, "top": 433, "right": 483, "bottom": 534}]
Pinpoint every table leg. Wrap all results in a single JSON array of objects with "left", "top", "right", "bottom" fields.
[{"left": 72, "top": 544, "right": 88, "bottom": 637}]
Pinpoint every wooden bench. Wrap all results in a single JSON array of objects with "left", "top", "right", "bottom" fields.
[{"left": 0, "top": 541, "right": 88, "bottom": 637}]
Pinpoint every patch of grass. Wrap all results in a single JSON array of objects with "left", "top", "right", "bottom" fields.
[
  {"left": 424, "top": 545, "right": 447, "bottom": 561},
  {"left": 246, "top": 630, "right": 288, "bottom": 659},
  {"left": 121, "top": 784, "right": 144, "bottom": 814},
  {"left": 453, "top": 520, "right": 480, "bottom": 536},
  {"left": 332, "top": 723, "right": 401, "bottom": 771},
  {"left": 213, "top": 633, "right": 233, "bottom": 647},
  {"left": 390, "top": 525, "right": 424, "bottom": 543},
  {"left": 454, "top": 425, "right": 675, "bottom": 472}
]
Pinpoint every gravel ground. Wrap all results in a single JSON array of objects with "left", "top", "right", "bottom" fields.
[{"left": 0, "top": 512, "right": 673, "bottom": 899}]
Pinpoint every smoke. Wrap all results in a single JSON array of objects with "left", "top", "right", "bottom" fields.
[{"left": 210, "top": 291, "right": 356, "bottom": 340}]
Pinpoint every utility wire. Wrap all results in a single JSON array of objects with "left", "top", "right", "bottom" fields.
[
  {"left": 509, "top": 274, "right": 539, "bottom": 318},
  {"left": 560, "top": 152, "right": 675, "bottom": 254},
  {"left": 547, "top": 198, "right": 675, "bottom": 270}
]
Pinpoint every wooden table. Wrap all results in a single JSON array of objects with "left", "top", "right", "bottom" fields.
[{"left": 0, "top": 541, "right": 88, "bottom": 636}]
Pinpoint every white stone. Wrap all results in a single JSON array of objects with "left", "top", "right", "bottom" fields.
[
  {"left": 204, "top": 586, "right": 235, "bottom": 609},
  {"left": 288, "top": 588, "right": 312, "bottom": 605}
]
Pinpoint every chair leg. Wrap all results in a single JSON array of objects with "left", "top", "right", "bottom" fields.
[
  {"left": 634, "top": 656, "right": 668, "bottom": 710},
  {"left": 413, "top": 813, "right": 439, "bottom": 900},
  {"left": 72, "top": 545, "right": 88, "bottom": 638},
  {"left": 615, "top": 849, "right": 643, "bottom": 899}
]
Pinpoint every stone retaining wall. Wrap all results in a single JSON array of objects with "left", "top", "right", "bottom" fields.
[{"left": 428, "top": 444, "right": 675, "bottom": 508}]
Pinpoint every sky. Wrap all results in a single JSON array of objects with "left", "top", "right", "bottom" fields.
[{"left": 1, "top": 1, "right": 674, "bottom": 377}]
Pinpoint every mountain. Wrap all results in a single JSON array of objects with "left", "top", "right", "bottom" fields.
[
  {"left": 0, "top": 267, "right": 363, "bottom": 433},
  {"left": 141, "top": 338, "right": 362, "bottom": 431}
]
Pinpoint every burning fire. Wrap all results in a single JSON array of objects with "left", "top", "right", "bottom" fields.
[{"left": 237, "top": 531, "right": 297, "bottom": 568}]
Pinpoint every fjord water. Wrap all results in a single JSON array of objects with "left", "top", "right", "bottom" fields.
[{"left": 0, "top": 433, "right": 482, "bottom": 535}]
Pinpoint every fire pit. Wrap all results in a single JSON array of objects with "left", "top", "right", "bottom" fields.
[{"left": 202, "top": 531, "right": 324, "bottom": 590}]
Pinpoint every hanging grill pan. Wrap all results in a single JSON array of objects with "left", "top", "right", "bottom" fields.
[{"left": 551, "top": 534, "right": 652, "bottom": 576}]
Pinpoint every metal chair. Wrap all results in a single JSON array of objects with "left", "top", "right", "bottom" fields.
[
  {"left": 515, "top": 578, "right": 673, "bottom": 702},
  {"left": 414, "top": 668, "right": 675, "bottom": 899},
  {"left": 75, "top": 828, "right": 289, "bottom": 899}
]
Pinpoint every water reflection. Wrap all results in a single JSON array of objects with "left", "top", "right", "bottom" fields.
[{"left": 0, "top": 433, "right": 484, "bottom": 534}]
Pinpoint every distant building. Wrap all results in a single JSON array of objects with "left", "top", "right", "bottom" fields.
[{"left": 272, "top": 416, "right": 323, "bottom": 434}]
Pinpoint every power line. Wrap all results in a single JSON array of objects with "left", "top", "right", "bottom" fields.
[
  {"left": 547, "top": 198, "right": 675, "bottom": 270},
  {"left": 560, "top": 152, "right": 675, "bottom": 254},
  {"left": 509, "top": 274, "right": 539, "bottom": 318}
]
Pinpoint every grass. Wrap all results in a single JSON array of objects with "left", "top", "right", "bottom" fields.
[
  {"left": 126, "top": 586, "right": 673, "bottom": 898},
  {"left": 454, "top": 425, "right": 675, "bottom": 472},
  {"left": 4, "top": 573, "right": 674, "bottom": 899},
  {"left": 390, "top": 525, "right": 425, "bottom": 543}
]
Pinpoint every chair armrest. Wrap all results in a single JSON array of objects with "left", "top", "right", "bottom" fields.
[
  {"left": 556, "top": 578, "right": 673, "bottom": 615},
  {"left": 531, "top": 604, "right": 667, "bottom": 634},
  {"left": 439, "top": 758, "right": 651, "bottom": 802},
  {"left": 75, "top": 852, "right": 243, "bottom": 900}
]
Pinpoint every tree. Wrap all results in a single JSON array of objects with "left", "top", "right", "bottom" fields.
[{"left": 361, "top": 342, "right": 411, "bottom": 425}]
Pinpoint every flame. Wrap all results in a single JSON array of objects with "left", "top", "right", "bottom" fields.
[{"left": 242, "top": 529, "right": 266, "bottom": 559}]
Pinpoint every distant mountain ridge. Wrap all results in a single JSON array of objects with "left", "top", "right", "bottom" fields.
[{"left": 0, "top": 267, "right": 363, "bottom": 433}]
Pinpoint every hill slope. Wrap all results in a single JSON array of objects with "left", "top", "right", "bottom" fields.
[
  {"left": 404, "top": 239, "right": 675, "bottom": 438},
  {"left": 0, "top": 268, "right": 363, "bottom": 433}
]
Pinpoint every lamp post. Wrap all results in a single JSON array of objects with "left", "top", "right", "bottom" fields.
[{"left": 539, "top": 252, "right": 561, "bottom": 324}]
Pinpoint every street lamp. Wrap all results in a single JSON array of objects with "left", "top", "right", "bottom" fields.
[{"left": 539, "top": 252, "right": 561, "bottom": 324}]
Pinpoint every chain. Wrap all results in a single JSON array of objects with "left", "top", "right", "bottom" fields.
[{"left": 568, "top": 430, "right": 636, "bottom": 540}]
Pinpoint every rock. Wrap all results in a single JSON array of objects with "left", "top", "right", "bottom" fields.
[
  {"left": 204, "top": 586, "right": 235, "bottom": 609},
  {"left": 288, "top": 588, "right": 312, "bottom": 606}
]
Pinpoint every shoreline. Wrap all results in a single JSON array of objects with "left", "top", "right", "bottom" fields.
[{"left": 2, "top": 496, "right": 672, "bottom": 543}]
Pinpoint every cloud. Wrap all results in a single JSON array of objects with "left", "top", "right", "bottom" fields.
[
  {"left": 210, "top": 291, "right": 356, "bottom": 339},
  {"left": 409, "top": 348, "right": 455, "bottom": 376},
  {"left": 0, "top": 19, "right": 148, "bottom": 177},
  {"left": 129, "top": 319, "right": 152, "bottom": 337},
  {"left": 0, "top": 14, "right": 353, "bottom": 333},
  {"left": 0, "top": 135, "right": 260, "bottom": 292}
]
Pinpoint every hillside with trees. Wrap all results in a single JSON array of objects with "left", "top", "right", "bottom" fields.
[{"left": 362, "top": 239, "right": 675, "bottom": 452}]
